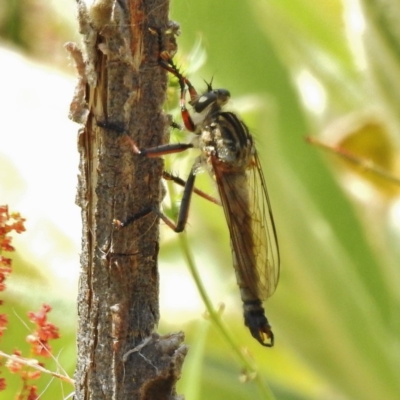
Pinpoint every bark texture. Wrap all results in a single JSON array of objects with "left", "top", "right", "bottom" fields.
[{"left": 66, "top": 1, "right": 187, "bottom": 398}]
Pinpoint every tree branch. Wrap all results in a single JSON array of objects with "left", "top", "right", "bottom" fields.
[{"left": 66, "top": 1, "right": 187, "bottom": 398}]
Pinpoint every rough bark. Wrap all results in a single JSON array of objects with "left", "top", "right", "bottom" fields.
[{"left": 66, "top": 1, "right": 187, "bottom": 398}]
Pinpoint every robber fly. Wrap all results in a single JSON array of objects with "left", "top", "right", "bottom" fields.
[{"left": 120, "top": 29, "right": 280, "bottom": 347}]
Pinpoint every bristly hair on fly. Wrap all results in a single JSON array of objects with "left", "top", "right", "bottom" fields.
[{"left": 164, "top": 37, "right": 207, "bottom": 109}]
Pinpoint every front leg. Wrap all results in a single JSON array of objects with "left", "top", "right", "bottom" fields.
[{"left": 150, "top": 27, "right": 198, "bottom": 132}]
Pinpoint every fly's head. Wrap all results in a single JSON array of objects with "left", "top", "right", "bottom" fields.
[
  {"left": 190, "top": 86, "right": 231, "bottom": 131},
  {"left": 191, "top": 88, "right": 231, "bottom": 113}
]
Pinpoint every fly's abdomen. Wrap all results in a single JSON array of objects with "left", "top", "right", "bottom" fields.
[
  {"left": 234, "top": 254, "right": 274, "bottom": 347},
  {"left": 243, "top": 298, "right": 273, "bottom": 347},
  {"left": 211, "top": 158, "right": 278, "bottom": 347}
]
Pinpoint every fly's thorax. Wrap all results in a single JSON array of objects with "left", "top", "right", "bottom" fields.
[{"left": 199, "top": 111, "right": 255, "bottom": 171}]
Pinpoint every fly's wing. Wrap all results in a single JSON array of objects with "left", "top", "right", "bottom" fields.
[{"left": 212, "top": 152, "right": 280, "bottom": 300}]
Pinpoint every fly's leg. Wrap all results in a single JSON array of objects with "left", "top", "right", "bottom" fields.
[
  {"left": 162, "top": 171, "right": 220, "bottom": 205},
  {"left": 162, "top": 166, "right": 196, "bottom": 232},
  {"left": 115, "top": 206, "right": 154, "bottom": 229},
  {"left": 116, "top": 169, "right": 221, "bottom": 229},
  {"left": 117, "top": 168, "right": 196, "bottom": 233},
  {"left": 124, "top": 135, "right": 219, "bottom": 205},
  {"left": 116, "top": 136, "right": 197, "bottom": 233},
  {"left": 97, "top": 122, "right": 218, "bottom": 229},
  {"left": 115, "top": 170, "right": 220, "bottom": 228},
  {"left": 126, "top": 140, "right": 194, "bottom": 157},
  {"left": 163, "top": 60, "right": 196, "bottom": 132},
  {"left": 115, "top": 169, "right": 195, "bottom": 233},
  {"left": 150, "top": 27, "right": 198, "bottom": 132}
]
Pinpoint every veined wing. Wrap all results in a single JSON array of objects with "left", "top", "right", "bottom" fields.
[{"left": 212, "top": 152, "right": 280, "bottom": 300}]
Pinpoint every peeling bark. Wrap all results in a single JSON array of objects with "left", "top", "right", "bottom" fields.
[{"left": 66, "top": 1, "right": 187, "bottom": 398}]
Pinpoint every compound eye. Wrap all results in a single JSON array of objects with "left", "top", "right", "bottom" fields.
[
  {"left": 193, "top": 92, "right": 217, "bottom": 113},
  {"left": 213, "top": 89, "right": 231, "bottom": 105},
  {"left": 193, "top": 88, "right": 231, "bottom": 113}
]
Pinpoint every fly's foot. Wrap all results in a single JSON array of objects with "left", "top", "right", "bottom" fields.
[
  {"left": 149, "top": 21, "right": 180, "bottom": 63},
  {"left": 114, "top": 207, "right": 154, "bottom": 229},
  {"left": 96, "top": 120, "right": 125, "bottom": 134}
]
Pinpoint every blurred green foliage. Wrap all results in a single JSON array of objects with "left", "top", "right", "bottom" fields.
[{"left": 168, "top": 1, "right": 400, "bottom": 400}]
